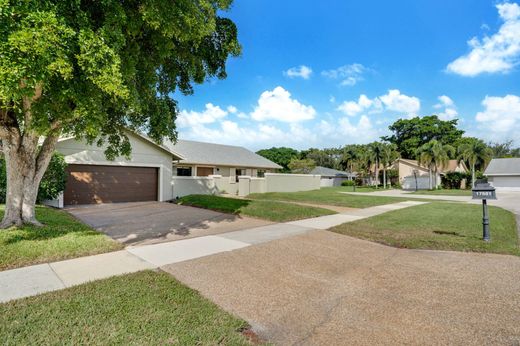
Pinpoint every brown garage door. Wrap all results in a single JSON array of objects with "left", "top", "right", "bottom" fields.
[{"left": 64, "top": 165, "right": 158, "bottom": 205}]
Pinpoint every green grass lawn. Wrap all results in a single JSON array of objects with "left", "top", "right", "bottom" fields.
[
  {"left": 330, "top": 202, "right": 520, "bottom": 256},
  {"left": 178, "top": 194, "right": 336, "bottom": 222},
  {"left": 249, "top": 187, "right": 413, "bottom": 209},
  {"left": 0, "top": 205, "right": 122, "bottom": 270},
  {"left": 0, "top": 270, "right": 253, "bottom": 345},
  {"left": 412, "top": 189, "right": 472, "bottom": 196}
]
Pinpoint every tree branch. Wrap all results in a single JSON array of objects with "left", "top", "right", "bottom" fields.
[{"left": 35, "top": 132, "right": 60, "bottom": 181}]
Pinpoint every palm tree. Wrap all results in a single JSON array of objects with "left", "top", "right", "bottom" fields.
[
  {"left": 368, "top": 142, "right": 384, "bottom": 187},
  {"left": 458, "top": 140, "right": 493, "bottom": 188},
  {"left": 341, "top": 146, "right": 358, "bottom": 181},
  {"left": 417, "top": 140, "right": 455, "bottom": 189},
  {"left": 381, "top": 144, "right": 400, "bottom": 189}
]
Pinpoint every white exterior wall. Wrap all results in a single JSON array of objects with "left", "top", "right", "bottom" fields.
[
  {"left": 264, "top": 173, "right": 321, "bottom": 193},
  {"left": 211, "top": 175, "right": 238, "bottom": 195},
  {"left": 171, "top": 176, "right": 218, "bottom": 198},
  {"left": 55, "top": 132, "right": 174, "bottom": 202}
]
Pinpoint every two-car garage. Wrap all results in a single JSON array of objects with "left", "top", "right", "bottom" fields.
[{"left": 64, "top": 165, "right": 159, "bottom": 205}]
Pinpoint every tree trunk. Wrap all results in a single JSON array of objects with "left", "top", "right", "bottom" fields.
[
  {"left": 349, "top": 162, "right": 353, "bottom": 181},
  {"left": 375, "top": 159, "right": 379, "bottom": 188},
  {"left": 383, "top": 168, "right": 387, "bottom": 189},
  {"left": 472, "top": 163, "right": 476, "bottom": 188},
  {"left": 428, "top": 166, "right": 433, "bottom": 190},
  {"left": 1, "top": 134, "right": 58, "bottom": 228}
]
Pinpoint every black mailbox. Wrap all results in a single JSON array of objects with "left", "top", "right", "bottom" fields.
[
  {"left": 471, "top": 182, "right": 497, "bottom": 242},
  {"left": 472, "top": 182, "right": 497, "bottom": 200}
]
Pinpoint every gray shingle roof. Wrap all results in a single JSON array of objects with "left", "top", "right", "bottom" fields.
[
  {"left": 484, "top": 158, "right": 520, "bottom": 176},
  {"left": 310, "top": 166, "right": 355, "bottom": 177},
  {"left": 164, "top": 139, "right": 282, "bottom": 169}
]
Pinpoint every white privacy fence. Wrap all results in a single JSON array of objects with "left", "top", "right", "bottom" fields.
[{"left": 171, "top": 173, "right": 321, "bottom": 198}]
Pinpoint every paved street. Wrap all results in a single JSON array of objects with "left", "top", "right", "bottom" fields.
[{"left": 164, "top": 230, "right": 520, "bottom": 345}]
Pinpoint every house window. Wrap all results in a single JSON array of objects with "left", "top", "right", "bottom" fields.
[
  {"left": 177, "top": 167, "right": 192, "bottom": 176},
  {"left": 257, "top": 170, "right": 265, "bottom": 178}
]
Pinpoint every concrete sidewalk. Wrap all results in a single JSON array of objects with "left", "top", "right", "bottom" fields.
[{"left": 0, "top": 200, "right": 426, "bottom": 303}]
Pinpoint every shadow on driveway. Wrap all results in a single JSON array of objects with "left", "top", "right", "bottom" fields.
[{"left": 66, "top": 202, "right": 272, "bottom": 246}]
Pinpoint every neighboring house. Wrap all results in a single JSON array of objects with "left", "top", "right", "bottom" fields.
[
  {"left": 164, "top": 139, "right": 282, "bottom": 178},
  {"left": 484, "top": 158, "right": 520, "bottom": 191},
  {"left": 392, "top": 158, "right": 467, "bottom": 190},
  {"left": 310, "top": 166, "right": 355, "bottom": 187},
  {"left": 393, "top": 158, "right": 467, "bottom": 184},
  {"left": 51, "top": 132, "right": 280, "bottom": 206}
]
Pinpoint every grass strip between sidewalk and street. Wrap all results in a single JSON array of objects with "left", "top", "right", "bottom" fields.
[
  {"left": 330, "top": 202, "right": 520, "bottom": 256},
  {"left": 178, "top": 194, "right": 336, "bottom": 222},
  {"left": 0, "top": 205, "right": 122, "bottom": 271},
  {"left": 0, "top": 270, "right": 254, "bottom": 345},
  {"left": 411, "top": 189, "right": 472, "bottom": 196}
]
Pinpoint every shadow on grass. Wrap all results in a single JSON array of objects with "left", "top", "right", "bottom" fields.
[
  {"left": 1, "top": 206, "right": 103, "bottom": 245},
  {"left": 432, "top": 230, "right": 465, "bottom": 237}
]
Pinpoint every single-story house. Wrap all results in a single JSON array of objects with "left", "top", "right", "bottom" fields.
[
  {"left": 52, "top": 131, "right": 280, "bottom": 206},
  {"left": 310, "top": 166, "right": 355, "bottom": 187},
  {"left": 165, "top": 139, "right": 282, "bottom": 178},
  {"left": 484, "top": 158, "right": 520, "bottom": 191}
]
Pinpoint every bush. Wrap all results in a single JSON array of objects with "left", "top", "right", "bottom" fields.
[
  {"left": 442, "top": 172, "right": 466, "bottom": 189},
  {"left": 0, "top": 152, "right": 67, "bottom": 203},
  {"left": 341, "top": 180, "right": 356, "bottom": 186}
]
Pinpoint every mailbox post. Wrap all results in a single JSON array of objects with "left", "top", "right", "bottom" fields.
[{"left": 472, "top": 182, "right": 497, "bottom": 242}]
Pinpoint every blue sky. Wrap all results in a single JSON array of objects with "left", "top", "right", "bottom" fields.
[{"left": 176, "top": 1, "right": 520, "bottom": 151}]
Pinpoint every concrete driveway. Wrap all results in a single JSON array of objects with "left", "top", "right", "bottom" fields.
[
  {"left": 66, "top": 202, "right": 271, "bottom": 246},
  {"left": 164, "top": 230, "right": 520, "bottom": 345}
]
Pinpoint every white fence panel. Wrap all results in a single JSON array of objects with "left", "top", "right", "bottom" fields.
[{"left": 172, "top": 176, "right": 218, "bottom": 198}]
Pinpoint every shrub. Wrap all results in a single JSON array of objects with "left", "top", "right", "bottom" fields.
[
  {"left": 0, "top": 152, "right": 67, "bottom": 203},
  {"left": 341, "top": 180, "right": 356, "bottom": 186},
  {"left": 442, "top": 172, "right": 466, "bottom": 189}
]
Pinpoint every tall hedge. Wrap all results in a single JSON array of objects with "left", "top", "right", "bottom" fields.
[{"left": 0, "top": 152, "right": 67, "bottom": 204}]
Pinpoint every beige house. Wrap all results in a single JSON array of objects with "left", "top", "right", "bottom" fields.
[{"left": 392, "top": 158, "right": 468, "bottom": 186}]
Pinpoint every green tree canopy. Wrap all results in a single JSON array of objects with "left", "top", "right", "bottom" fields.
[
  {"left": 256, "top": 147, "right": 300, "bottom": 172},
  {"left": 382, "top": 115, "right": 464, "bottom": 159},
  {"left": 0, "top": 0, "right": 240, "bottom": 227},
  {"left": 288, "top": 158, "right": 316, "bottom": 174}
]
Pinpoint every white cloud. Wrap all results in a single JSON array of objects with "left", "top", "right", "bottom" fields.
[
  {"left": 434, "top": 95, "right": 458, "bottom": 120},
  {"left": 435, "top": 95, "right": 454, "bottom": 108},
  {"left": 227, "top": 105, "right": 237, "bottom": 113},
  {"left": 337, "top": 89, "right": 419, "bottom": 117},
  {"left": 379, "top": 89, "right": 420, "bottom": 114},
  {"left": 250, "top": 86, "right": 316, "bottom": 122},
  {"left": 321, "top": 63, "right": 369, "bottom": 86},
  {"left": 177, "top": 103, "right": 229, "bottom": 128},
  {"left": 284, "top": 65, "right": 313, "bottom": 79},
  {"left": 475, "top": 94, "right": 520, "bottom": 140},
  {"left": 447, "top": 2, "right": 520, "bottom": 76}
]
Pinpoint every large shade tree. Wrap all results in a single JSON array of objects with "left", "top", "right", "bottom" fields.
[
  {"left": 0, "top": 0, "right": 241, "bottom": 227},
  {"left": 383, "top": 115, "right": 464, "bottom": 159}
]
